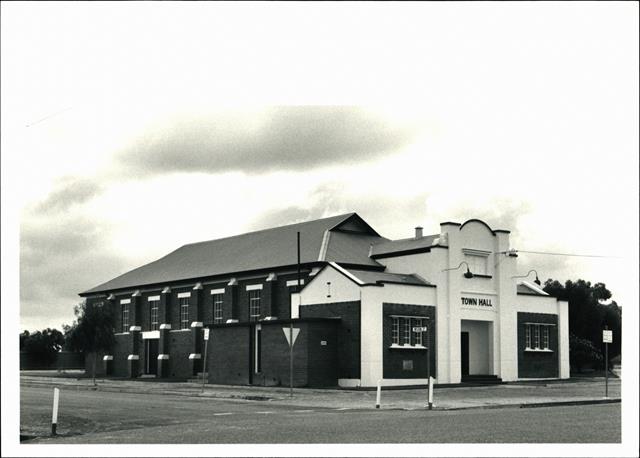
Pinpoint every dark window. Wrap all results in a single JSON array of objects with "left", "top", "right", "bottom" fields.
[
  {"left": 249, "top": 290, "right": 261, "bottom": 321},
  {"left": 180, "top": 297, "right": 190, "bottom": 329},
  {"left": 212, "top": 294, "right": 223, "bottom": 324},
  {"left": 149, "top": 300, "right": 159, "bottom": 331},
  {"left": 121, "top": 303, "right": 130, "bottom": 333}
]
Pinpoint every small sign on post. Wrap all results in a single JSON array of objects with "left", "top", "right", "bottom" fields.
[
  {"left": 416, "top": 320, "right": 433, "bottom": 410},
  {"left": 603, "top": 327, "right": 612, "bottom": 398},
  {"left": 201, "top": 328, "right": 210, "bottom": 392}
]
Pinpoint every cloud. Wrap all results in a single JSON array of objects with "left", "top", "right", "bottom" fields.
[
  {"left": 20, "top": 213, "right": 128, "bottom": 331},
  {"left": 444, "top": 198, "right": 533, "bottom": 233},
  {"left": 248, "top": 184, "right": 429, "bottom": 239},
  {"left": 118, "top": 106, "right": 417, "bottom": 176},
  {"left": 33, "top": 177, "right": 103, "bottom": 214}
]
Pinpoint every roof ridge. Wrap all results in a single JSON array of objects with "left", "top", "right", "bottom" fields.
[
  {"left": 182, "top": 212, "right": 356, "bottom": 248},
  {"left": 371, "top": 233, "right": 438, "bottom": 245},
  {"left": 317, "top": 230, "right": 331, "bottom": 261}
]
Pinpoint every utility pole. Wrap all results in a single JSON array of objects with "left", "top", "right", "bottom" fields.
[
  {"left": 289, "top": 231, "right": 300, "bottom": 398},
  {"left": 426, "top": 319, "right": 432, "bottom": 410}
]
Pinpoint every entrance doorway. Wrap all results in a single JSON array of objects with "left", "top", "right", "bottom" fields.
[
  {"left": 145, "top": 339, "right": 159, "bottom": 375},
  {"left": 460, "top": 320, "right": 493, "bottom": 376},
  {"left": 460, "top": 332, "right": 470, "bottom": 377}
]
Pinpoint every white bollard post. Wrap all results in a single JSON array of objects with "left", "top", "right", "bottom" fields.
[
  {"left": 51, "top": 388, "right": 60, "bottom": 436},
  {"left": 375, "top": 379, "right": 382, "bottom": 409},
  {"left": 428, "top": 376, "right": 434, "bottom": 410}
]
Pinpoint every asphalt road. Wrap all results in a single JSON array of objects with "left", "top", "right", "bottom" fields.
[{"left": 20, "top": 385, "right": 620, "bottom": 444}]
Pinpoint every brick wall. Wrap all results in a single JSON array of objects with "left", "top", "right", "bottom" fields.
[
  {"left": 259, "top": 323, "right": 309, "bottom": 387},
  {"left": 112, "top": 333, "right": 132, "bottom": 376},
  {"left": 382, "top": 303, "right": 436, "bottom": 379},
  {"left": 208, "top": 325, "right": 251, "bottom": 385},
  {"left": 517, "top": 312, "right": 559, "bottom": 378},
  {"left": 168, "top": 329, "right": 193, "bottom": 378},
  {"left": 299, "top": 301, "right": 361, "bottom": 379},
  {"left": 205, "top": 319, "right": 338, "bottom": 387},
  {"left": 306, "top": 322, "right": 339, "bottom": 386},
  {"left": 273, "top": 272, "right": 311, "bottom": 319},
  {"left": 82, "top": 267, "right": 324, "bottom": 380}
]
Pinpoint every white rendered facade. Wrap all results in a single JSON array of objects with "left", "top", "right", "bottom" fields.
[{"left": 298, "top": 219, "right": 570, "bottom": 387}]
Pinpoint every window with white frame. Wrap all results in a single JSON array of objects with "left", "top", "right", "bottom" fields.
[
  {"left": 249, "top": 290, "right": 261, "bottom": 321},
  {"left": 149, "top": 299, "right": 159, "bottom": 331},
  {"left": 392, "top": 318, "right": 399, "bottom": 345},
  {"left": 121, "top": 303, "right": 130, "bottom": 333},
  {"left": 464, "top": 253, "right": 488, "bottom": 275},
  {"left": 525, "top": 323, "right": 553, "bottom": 350},
  {"left": 412, "top": 318, "right": 423, "bottom": 346},
  {"left": 402, "top": 318, "right": 411, "bottom": 345},
  {"left": 180, "top": 297, "right": 190, "bottom": 329},
  {"left": 542, "top": 325, "right": 549, "bottom": 349},
  {"left": 392, "top": 316, "right": 427, "bottom": 347},
  {"left": 212, "top": 294, "right": 224, "bottom": 324}
]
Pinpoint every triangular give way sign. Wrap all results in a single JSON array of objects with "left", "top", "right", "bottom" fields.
[{"left": 283, "top": 327, "right": 300, "bottom": 347}]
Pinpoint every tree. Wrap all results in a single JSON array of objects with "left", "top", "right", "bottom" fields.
[
  {"left": 20, "top": 328, "right": 65, "bottom": 367},
  {"left": 569, "top": 333, "right": 603, "bottom": 372},
  {"left": 544, "top": 279, "right": 622, "bottom": 371},
  {"left": 65, "top": 300, "right": 115, "bottom": 385},
  {"left": 20, "top": 330, "right": 30, "bottom": 351}
]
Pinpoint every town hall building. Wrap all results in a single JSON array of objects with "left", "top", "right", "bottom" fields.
[{"left": 80, "top": 213, "right": 569, "bottom": 387}]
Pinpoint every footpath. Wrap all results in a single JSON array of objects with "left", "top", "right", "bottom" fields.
[{"left": 20, "top": 371, "right": 621, "bottom": 411}]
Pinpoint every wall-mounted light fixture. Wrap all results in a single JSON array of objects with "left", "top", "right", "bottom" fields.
[
  {"left": 442, "top": 261, "right": 474, "bottom": 279},
  {"left": 326, "top": 281, "right": 332, "bottom": 298},
  {"left": 512, "top": 269, "right": 541, "bottom": 285}
]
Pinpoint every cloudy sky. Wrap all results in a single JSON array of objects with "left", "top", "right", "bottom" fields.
[{"left": 2, "top": 3, "right": 638, "bottom": 335}]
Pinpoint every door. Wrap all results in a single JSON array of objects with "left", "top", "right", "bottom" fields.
[
  {"left": 461, "top": 332, "right": 470, "bottom": 377},
  {"left": 145, "top": 339, "right": 159, "bottom": 375}
]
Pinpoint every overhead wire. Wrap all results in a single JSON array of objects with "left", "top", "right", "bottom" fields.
[{"left": 514, "top": 250, "right": 621, "bottom": 259}]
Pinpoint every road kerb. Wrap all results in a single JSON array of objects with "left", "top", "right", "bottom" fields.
[
  {"left": 431, "top": 398, "right": 621, "bottom": 411},
  {"left": 20, "top": 378, "right": 621, "bottom": 412}
]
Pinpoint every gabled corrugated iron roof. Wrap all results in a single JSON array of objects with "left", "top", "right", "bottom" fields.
[
  {"left": 369, "top": 234, "right": 440, "bottom": 258},
  {"left": 516, "top": 281, "right": 549, "bottom": 296},
  {"left": 81, "top": 212, "right": 386, "bottom": 295},
  {"left": 344, "top": 267, "right": 433, "bottom": 287}
]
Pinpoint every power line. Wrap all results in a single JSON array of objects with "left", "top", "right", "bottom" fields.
[
  {"left": 515, "top": 250, "right": 621, "bottom": 259},
  {"left": 25, "top": 106, "right": 73, "bottom": 128}
]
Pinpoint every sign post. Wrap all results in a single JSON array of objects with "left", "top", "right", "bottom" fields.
[
  {"left": 602, "top": 327, "right": 612, "bottom": 398},
  {"left": 290, "top": 231, "right": 301, "bottom": 398},
  {"left": 426, "top": 320, "right": 432, "bottom": 410},
  {"left": 289, "top": 321, "right": 293, "bottom": 398},
  {"left": 51, "top": 387, "right": 60, "bottom": 436},
  {"left": 201, "top": 328, "right": 210, "bottom": 393},
  {"left": 413, "top": 322, "right": 432, "bottom": 410},
  {"left": 283, "top": 326, "right": 300, "bottom": 398}
]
